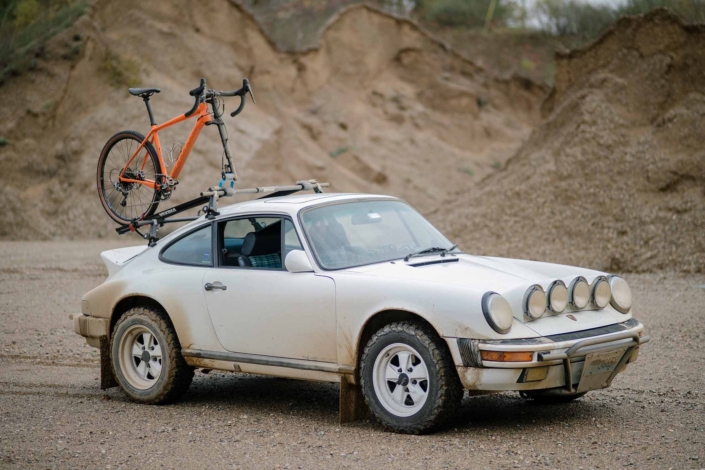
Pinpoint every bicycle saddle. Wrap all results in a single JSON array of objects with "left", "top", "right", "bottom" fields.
[{"left": 128, "top": 87, "right": 161, "bottom": 97}]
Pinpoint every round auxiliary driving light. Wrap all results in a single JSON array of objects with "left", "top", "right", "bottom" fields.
[
  {"left": 609, "top": 276, "right": 632, "bottom": 313},
  {"left": 523, "top": 285, "right": 546, "bottom": 320},
  {"left": 547, "top": 280, "right": 568, "bottom": 314},
  {"left": 591, "top": 276, "right": 611, "bottom": 309},
  {"left": 481, "top": 292, "right": 513, "bottom": 334},
  {"left": 569, "top": 277, "right": 590, "bottom": 310}
]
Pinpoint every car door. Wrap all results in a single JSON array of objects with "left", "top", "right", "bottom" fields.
[{"left": 202, "top": 216, "right": 337, "bottom": 363}]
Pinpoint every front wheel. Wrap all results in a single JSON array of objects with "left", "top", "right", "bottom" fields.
[
  {"left": 360, "top": 322, "right": 463, "bottom": 434},
  {"left": 97, "top": 130, "right": 161, "bottom": 225}
]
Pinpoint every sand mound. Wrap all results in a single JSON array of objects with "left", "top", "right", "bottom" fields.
[
  {"left": 0, "top": 1, "right": 545, "bottom": 239},
  {"left": 433, "top": 9, "right": 705, "bottom": 273}
]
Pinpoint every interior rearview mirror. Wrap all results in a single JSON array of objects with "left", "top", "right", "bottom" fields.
[
  {"left": 351, "top": 212, "right": 382, "bottom": 225},
  {"left": 285, "top": 250, "right": 314, "bottom": 273}
]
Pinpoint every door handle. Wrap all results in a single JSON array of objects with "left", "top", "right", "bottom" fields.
[{"left": 204, "top": 283, "right": 227, "bottom": 291}]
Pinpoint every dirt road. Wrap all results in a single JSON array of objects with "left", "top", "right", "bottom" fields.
[{"left": 1, "top": 241, "right": 704, "bottom": 469}]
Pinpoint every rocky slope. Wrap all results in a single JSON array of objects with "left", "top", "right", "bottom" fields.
[
  {"left": 433, "top": 9, "right": 705, "bottom": 273},
  {"left": 0, "top": 0, "right": 544, "bottom": 239}
]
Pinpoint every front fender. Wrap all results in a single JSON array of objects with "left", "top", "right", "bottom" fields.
[{"left": 332, "top": 273, "right": 538, "bottom": 367}]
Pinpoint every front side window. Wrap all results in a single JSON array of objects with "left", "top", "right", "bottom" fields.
[
  {"left": 219, "top": 217, "right": 283, "bottom": 269},
  {"left": 301, "top": 200, "right": 454, "bottom": 270},
  {"left": 161, "top": 224, "right": 213, "bottom": 266}
]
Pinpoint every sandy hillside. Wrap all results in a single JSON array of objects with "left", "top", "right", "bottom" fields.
[
  {"left": 0, "top": 0, "right": 545, "bottom": 239},
  {"left": 433, "top": 9, "right": 705, "bottom": 273}
]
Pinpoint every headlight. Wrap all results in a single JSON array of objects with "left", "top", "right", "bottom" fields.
[
  {"left": 569, "top": 277, "right": 590, "bottom": 309},
  {"left": 481, "top": 292, "right": 513, "bottom": 334},
  {"left": 547, "top": 280, "right": 568, "bottom": 313},
  {"left": 523, "top": 285, "right": 546, "bottom": 320},
  {"left": 609, "top": 276, "right": 632, "bottom": 313},
  {"left": 591, "top": 276, "right": 611, "bottom": 309}
]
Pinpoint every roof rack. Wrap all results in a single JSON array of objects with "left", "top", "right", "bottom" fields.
[{"left": 116, "top": 179, "right": 329, "bottom": 246}]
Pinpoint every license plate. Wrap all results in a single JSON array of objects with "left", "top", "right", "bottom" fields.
[{"left": 577, "top": 348, "right": 627, "bottom": 393}]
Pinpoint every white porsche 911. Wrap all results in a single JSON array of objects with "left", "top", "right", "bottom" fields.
[{"left": 74, "top": 193, "right": 649, "bottom": 434}]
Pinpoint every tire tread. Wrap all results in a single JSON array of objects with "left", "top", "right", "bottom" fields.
[
  {"left": 359, "top": 321, "right": 462, "bottom": 434},
  {"left": 111, "top": 306, "right": 193, "bottom": 404}
]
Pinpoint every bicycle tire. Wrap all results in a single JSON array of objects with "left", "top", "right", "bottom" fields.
[{"left": 97, "top": 130, "right": 161, "bottom": 225}]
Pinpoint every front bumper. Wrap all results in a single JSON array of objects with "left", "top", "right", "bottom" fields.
[{"left": 449, "top": 319, "right": 650, "bottom": 392}]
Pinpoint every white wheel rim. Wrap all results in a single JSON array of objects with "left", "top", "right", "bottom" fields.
[
  {"left": 372, "top": 343, "right": 430, "bottom": 417},
  {"left": 118, "top": 325, "right": 163, "bottom": 390}
]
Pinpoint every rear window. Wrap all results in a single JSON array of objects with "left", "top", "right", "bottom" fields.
[{"left": 161, "top": 225, "right": 213, "bottom": 266}]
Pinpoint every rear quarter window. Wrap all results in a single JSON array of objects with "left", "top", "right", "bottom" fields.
[{"left": 160, "top": 224, "right": 213, "bottom": 266}]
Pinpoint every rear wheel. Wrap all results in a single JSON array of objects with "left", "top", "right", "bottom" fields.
[
  {"left": 111, "top": 306, "right": 193, "bottom": 404},
  {"left": 97, "top": 130, "right": 160, "bottom": 225}
]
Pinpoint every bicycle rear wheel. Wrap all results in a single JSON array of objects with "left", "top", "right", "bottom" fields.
[{"left": 97, "top": 130, "right": 161, "bottom": 225}]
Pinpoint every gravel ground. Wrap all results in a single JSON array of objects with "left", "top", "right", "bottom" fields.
[{"left": 1, "top": 241, "right": 704, "bottom": 469}]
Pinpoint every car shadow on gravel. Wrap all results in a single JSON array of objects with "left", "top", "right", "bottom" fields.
[
  {"left": 107, "top": 370, "right": 619, "bottom": 434},
  {"left": 177, "top": 372, "right": 342, "bottom": 424},
  {"left": 452, "top": 393, "right": 615, "bottom": 432}
]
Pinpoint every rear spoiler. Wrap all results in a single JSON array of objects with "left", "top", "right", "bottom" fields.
[{"left": 101, "top": 245, "right": 149, "bottom": 277}]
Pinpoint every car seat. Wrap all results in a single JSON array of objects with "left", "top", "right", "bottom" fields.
[{"left": 238, "top": 220, "right": 282, "bottom": 269}]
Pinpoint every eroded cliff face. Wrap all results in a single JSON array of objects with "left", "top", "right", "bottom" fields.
[
  {"left": 0, "top": 1, "right": 544, "bottom": 239},
  {"left": 434, "top": 9, "right": 705, "bottom": 273}
]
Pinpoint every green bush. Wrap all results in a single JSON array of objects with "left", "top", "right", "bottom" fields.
[
  {"left": 415, "top": 0, "right": 513, "bottom": 28},
  {"left": 0, "top": 0, "right": 86, "bottom": 82},
  {"left": 536, "top": 0, "right": 616, "bottom": 39},
  {"left": 535, "top": 0, "right": 705, "bottom": 44},
  {"left": 619, "top": 0, "right": 705, "bottom": 23},
  {"left": 102, "top": 51, "right": 140, "bottom": 88},
  {"left": 13, "top": 0, "right": 41, "bottom": 28}
]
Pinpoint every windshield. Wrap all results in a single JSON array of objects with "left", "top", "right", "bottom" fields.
[{"left": 300, "top": 200, "right": 456, "bottom": 270}]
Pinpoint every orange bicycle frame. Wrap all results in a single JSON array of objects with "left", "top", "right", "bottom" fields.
[{"left": 118, "top": 103, "right": 212, "bottom": 190}]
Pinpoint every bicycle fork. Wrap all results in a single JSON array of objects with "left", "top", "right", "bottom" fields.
[{"left": 208, "top": 98, "right": 237, "bottom": 187}]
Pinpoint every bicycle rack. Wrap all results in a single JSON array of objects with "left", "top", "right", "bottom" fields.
[{"left": 116, "top": 179, "right": 328, "bottom": 247}]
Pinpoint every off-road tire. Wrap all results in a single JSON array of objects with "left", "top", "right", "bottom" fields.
[
  {"left": 519, "top": 390, "right": 587, "bottom": 403},
  {"left": 111, "top": 306, "right": 193, "bottom": 404},
  {"left": 97, "top": 130, "right": 161, "bottom": 225},
  {"left": 360, "top": 322, "right": 463, "bottom": 434}
]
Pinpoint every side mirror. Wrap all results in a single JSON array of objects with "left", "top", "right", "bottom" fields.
[{"left": 285, "top": 250, "right": 314, "bottom": 273}]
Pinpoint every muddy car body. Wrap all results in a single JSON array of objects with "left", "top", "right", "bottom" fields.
[{"left": 75, "top": 193, "right": 649, "bottom": 433}]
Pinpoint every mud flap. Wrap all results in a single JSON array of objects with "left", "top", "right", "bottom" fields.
[
  {"left": 339, "top": 375, "right": 370, "bottom": 424},
  {"left": 100, "top": 336, "right": 118, "bottom": 390}
]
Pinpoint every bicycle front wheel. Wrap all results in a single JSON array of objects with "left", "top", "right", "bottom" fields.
[{"left": 97, "top": 130, "right": 161, "bottom": 225}]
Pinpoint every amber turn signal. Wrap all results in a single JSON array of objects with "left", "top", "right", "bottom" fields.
[{"left": 480, "top": 351, "right": 534, "bottom": 362}]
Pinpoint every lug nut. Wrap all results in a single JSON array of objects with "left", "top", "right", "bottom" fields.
[
  {"left": 411, "top": 380, "right": 417, "bottom": 385},
  {"left": 397, "top": 368, "right": 402, "bottom": 372},
  {"left": 407, "top": 368, "right": 413, "bottom": 372},
  {"left": 404, "top": 387, "right": 409, "bottom": 392}
]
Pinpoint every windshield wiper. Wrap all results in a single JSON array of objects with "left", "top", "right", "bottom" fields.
[{"left": 404, "top": 244, "right": 458, "bottom": 262}]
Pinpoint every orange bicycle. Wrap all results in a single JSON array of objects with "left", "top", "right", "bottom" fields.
[{"left": 97, "top": 78, "right": 255, "bottom": 225}]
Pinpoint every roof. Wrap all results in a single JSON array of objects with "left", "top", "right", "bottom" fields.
[
  {"left": 215, "top": 192, "right": 397, "bottom": 217},
  {"left": 158, "top": 192, "right": 398, "bottom": 244}
]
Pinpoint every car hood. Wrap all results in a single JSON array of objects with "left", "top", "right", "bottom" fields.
[
  {"left": 346, "top": 254, "right": 602, "bottom": 292},
  {"left": 345, "top": 254, "right": 626, "bottom": 336}
]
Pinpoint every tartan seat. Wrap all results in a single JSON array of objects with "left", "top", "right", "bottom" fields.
[
  {"left": 248, "top": 253, "right": 282, "bottom": 269},
  {"left": 238, "top": 220, "right": 282, "bottom": 269}
]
